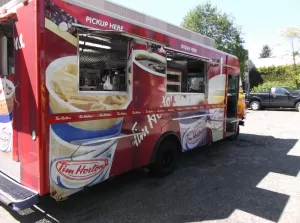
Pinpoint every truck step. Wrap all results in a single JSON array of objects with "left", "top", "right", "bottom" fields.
[{"left": 0, "top": 172, "right": 38, "bottom": 211}]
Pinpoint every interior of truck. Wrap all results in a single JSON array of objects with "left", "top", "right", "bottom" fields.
[
  {"left": 77, "top": 32, "right": 129, "bottom": 92},
  {"left": 166, "top": 50, "right": 207, "bottom": 95},
  {"left": 0, "top": 19, "right": 14, "bottom": 76}
]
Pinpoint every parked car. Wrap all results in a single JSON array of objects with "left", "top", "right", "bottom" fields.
[{"left": 246, "top": 86, "right": 300, "bottom": 112}]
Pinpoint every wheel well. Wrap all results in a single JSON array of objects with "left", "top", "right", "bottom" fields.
[
  {"left": 294, "top": 100, "right": 300, "bottom": 107},
  {"left": 250, "top": 98, "right": 261, "bottom": 104},
  {"left": 150, "top": 132, "right": 181, "bottom": 163}
]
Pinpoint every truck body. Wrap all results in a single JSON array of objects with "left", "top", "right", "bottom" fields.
[
  {"left": 0, "top": 0, "right": 243, "bottom": 210},
  {"left": 246, "top": 86, "right": 300, "bottom": 111}
]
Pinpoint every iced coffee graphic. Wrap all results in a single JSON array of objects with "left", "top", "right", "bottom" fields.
[
  {"left": 207, "top": 74, "right": 226, "bottom": 142},
  {"left": 171, "top": 94, "right": 207, "bottom": 151},
  {"left": 0, "top": 78, "right": 15, "bottom": 155},
  {"left": 46, "top": 55, "right": 132, "bottom": 199},
  {"left": 131, "top": 42, "right": 167, "bottom": 109}
]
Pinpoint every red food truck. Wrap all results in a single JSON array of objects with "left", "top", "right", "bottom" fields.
[{"left": 0, "top": 0, "right": 243, "bottom": 210}]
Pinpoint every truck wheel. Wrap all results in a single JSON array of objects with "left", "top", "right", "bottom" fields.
[
  {"left": 250, "top": 101, "right": 261, "bottom": 110},
  {"left": 149, "top": 139, "right": 180, "bottom": 177},
  {"left": 296, "top": 102, "right": 300, "bottom": 112}
]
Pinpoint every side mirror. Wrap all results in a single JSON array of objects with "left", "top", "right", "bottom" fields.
[{"left": 285, "top": 91, "right": 290, "bottom": 96}]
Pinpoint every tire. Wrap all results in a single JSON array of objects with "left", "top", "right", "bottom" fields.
[
  {"left": 296, "top": 102, "right": 300, "bottom": 112},
  {"left": 149, "top": 139, "right": 180, "bottom": 177},
  {"left": 250, "top": 101, "right": 261, "bottom": 110}
]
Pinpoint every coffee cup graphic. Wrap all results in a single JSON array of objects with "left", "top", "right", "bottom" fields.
[
  {"left": 46, "top": 56, "right": 131, "bottom": 198},
  {"left": 49, "top": 127, "right": 118, "bottom": 198},
  {"left": 0, "top": 78, "right": 15, "bottom": 123},
  {"left": 46, "top": 56, "right": 131, "bottom": 141},
  {"left": 0, "top": 78, "right": 15, "bottom": 153},
  {"left": 178, "top": 110, "right": 207, "bottom": 151},
  {"left": 207, "top": 74, "right": 226, "bottom": 104},
  {"left": 0, "top": 126, "right": 12, "bottom": 153}
]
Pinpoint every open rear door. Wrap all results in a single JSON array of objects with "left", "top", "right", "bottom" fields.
[
  {"left": 0, "top": 18, "right": 20, "bottom": 177},
  {"left": 225, "top": 74, "right": 240, "bottom": 136},
  {"left": 0, "top": 7, "right": 38, "bottom": 210}
]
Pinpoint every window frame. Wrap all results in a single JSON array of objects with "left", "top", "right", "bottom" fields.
[
  {"left": 76, "top": 30, "right": 131, "bottom": 96},
  {"left": 274, "top": 87, "right": 288, "bottom": 95},
  {"left": 165, "top": 48, "right": 220, "bottom": 98}
]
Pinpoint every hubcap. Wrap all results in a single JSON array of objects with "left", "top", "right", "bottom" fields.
[
  {"left": 251, "top": 102, "right": 259, "bottom": 110},
  {"left": 297, "top": 104, "right": 300, "bottom": 111}
]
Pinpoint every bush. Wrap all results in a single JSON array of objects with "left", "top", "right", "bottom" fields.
[
  {"left": 251, "top": 81, "right": 296, "bottom": 92},
  {"left": 250, "top": 64, "right": 300, "bottom": 92}
]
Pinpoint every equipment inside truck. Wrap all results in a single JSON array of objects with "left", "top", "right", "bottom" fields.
[
  {"left": 77, "top": 32, "right": 129, "bottom": 92},
  {"left": 0, "top": 19, "right": 14, "bottom": 76}
]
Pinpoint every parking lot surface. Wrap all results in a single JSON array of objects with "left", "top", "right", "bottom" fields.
[{"left": 1, "top": 109, "right": 300, "bottom": 223}]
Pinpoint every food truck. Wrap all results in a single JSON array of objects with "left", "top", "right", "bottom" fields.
[{"left": 0, "top": 0, "right": 243, "bottom": 210}]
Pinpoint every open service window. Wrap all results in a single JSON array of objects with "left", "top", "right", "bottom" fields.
[
  {"left": 166, "top": 50, "right": 208, "bottom": 97},
  {"left": 0, "top": 19, "right": 15, "bottom": 76},
  {"left": 77, "top": 31, "right": 130, "bottom": 93}
]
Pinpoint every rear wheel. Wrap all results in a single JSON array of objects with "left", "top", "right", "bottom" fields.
[
  {"left": 296, "top": 102, "right": 300, "bottom": 112},
  {"left": 250, "top": 101, "right": 261, "bottom": 110},
  {"left": 149, "top": 139, "right": 180, "bottom": 177}
]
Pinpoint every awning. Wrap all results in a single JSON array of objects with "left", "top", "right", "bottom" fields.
[
  {"left": 72, "top": 22, "right": 168, "bottom": 47},
  {"left": 0, "top": 9, "right": 16, "bottom": 22}
]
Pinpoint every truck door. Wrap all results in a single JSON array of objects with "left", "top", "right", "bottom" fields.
[
  {"left": 271, "top": 87, "right": 290, "bottom": 108},
  {"left": 0, "top": 19, "right": 21, "bottom": 183},
  {"left": 226, "top": 74, "right": 239, "bottom": 135}
]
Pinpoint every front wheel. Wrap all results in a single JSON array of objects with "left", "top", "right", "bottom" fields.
[
  {"left": 250, "top": 101, "right": 261, "bottom": 110},
  {"left": 149, "top": 139, "right": 180, "bottom": 177},
  {"left": 296, "top": 102, "right": 300, "bottom": 112}
]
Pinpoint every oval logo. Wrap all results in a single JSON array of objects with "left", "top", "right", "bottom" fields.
[
  {"left": 185, "top": 122, "right": 206, "bottom": 144},
  {"left": 55, "top": 159, "right": 109, "bottom": 181}
]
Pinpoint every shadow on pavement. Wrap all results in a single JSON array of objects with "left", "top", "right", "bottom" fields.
[{"left": 2, "top": 133, "right": 299, "bottom": 223}]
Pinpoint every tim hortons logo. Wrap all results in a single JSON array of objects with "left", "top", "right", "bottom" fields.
[
  {"left": 55, "top": 159, "right": 109, "bottom": 181},
  {"left": 185, "top": 122, "right": 206, "bottom": 144}
]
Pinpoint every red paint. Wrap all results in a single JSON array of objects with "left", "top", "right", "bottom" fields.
[{"left": 12, "top": 1, "right": 39, "bottom": 191}]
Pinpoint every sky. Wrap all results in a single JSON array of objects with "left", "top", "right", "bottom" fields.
[{"left": 110, "top": 0, "right": 300, "bottom": 60}]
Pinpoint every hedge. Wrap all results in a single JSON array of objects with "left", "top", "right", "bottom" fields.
[{"left": 250, "top": 64, "right": 300, "bottom": 92}]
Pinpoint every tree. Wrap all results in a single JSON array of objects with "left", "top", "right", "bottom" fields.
[
  {"left": 181, "top": 1, "right": 248, "bottom": 78},
  {"left": 259, "top": 45, "right": 273, "bottom": 58},
  {"left": 280, "top": 27, "right": 300, "bottom": 73}
]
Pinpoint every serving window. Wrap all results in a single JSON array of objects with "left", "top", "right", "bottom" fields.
[
  {"left": 166, "top": 51, "right": 208, "bottom": 95},
  {"left": 77, "top": 31, "right": 130, "bottom": 93}
]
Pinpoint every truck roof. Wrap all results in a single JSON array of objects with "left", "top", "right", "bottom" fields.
[
  {"left": 69, "top": 0, "right": 238, "bottom": 59},
  {"left": 0, "top": 0, "right": 238, "bottom": 59}
]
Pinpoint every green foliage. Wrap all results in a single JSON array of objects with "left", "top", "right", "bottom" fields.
[
  {"left": 180, "top": 1, "right": 248, "bottom": 78},
  {"left": 250, "top": 64, "right": 300, "bottom": 92},
  {"left": 259, "top": 45, "right": 272, "bottom": 58},
  {"left": 251, "top": 81, "right": 296, "bottom": 92}
]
